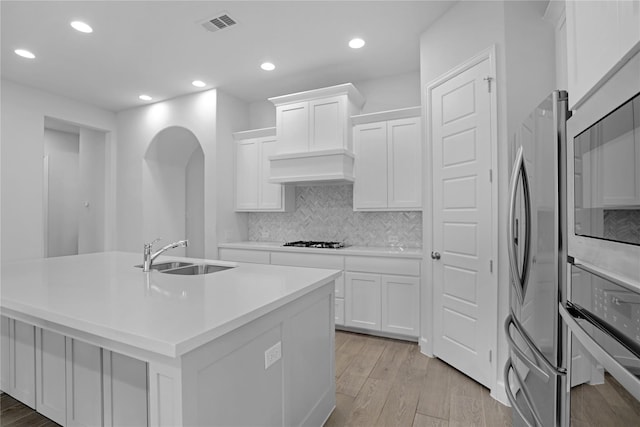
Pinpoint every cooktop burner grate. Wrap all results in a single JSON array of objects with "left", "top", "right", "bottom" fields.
[{"left": 283, "top": 241, "right": 346, "bottom": 249}]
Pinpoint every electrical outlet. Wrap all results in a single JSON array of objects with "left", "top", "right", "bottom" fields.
[
  {"left": 261, "top": 231, "right": 269, "bottom": 239},
  {"left": 389, "top": 235, "right": 399, "bottom": 244},
  {"left": 264, "top": 341, "right": 282, "bottom": 369}
]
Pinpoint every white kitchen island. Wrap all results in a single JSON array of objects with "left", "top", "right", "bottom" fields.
[{"left": 0, "top": 251, "right": 339, "bottom": 426}]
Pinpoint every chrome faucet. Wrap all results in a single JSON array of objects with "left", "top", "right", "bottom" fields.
[{"left": 142, "top": 238, "right": 189, "bottom": 272}]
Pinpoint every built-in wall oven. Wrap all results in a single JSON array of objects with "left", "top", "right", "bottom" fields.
[{"left": 562, "top": 50, "right": 640, "bottom": 425}]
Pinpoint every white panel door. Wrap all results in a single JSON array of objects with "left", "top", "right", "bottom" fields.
[
  {"left": 36, "top": 328, "right": 67, "bottom": 425},
  {"left": 431, "top": 56, "right": 494, "bottom": 388},
  {"left": 381, "top": 275, "right": 419, "bottom": 336},
  {"left": 345, "top": 272, "right": 381, "bottom": 330},
  {"left": 277, "top": 101, "right": 309, "bottom": 154},
  {"left": 235, "top": 139, "right": 258, "bottom": 210},
  {"left": 258, "top": 137, "right": 283, "bottom": 209},
  {"left": 309, "top": 96, "right": 345, "bottom": 151},
  {"left": 65, "top": 338, "right": 103, "bottom": 427},
  {"left": 387, "top": 117, "right": 422, "bottom": 209},
  {"left": 353, "top": 122, "right": 388, "bottom": 209}
]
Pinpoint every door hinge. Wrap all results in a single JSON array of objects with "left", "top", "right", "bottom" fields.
[
  {"left": 483, "top": 76, "right": 493, "bottom": 93},
  {"left": 489, "top": 350, "right": 492, "bottom": 363},
  {"left": 489, "top": 169, "right": 493, "bottom": 182},
  {"left": 489, "top": 260, "right": 493, "bottom": 273}
]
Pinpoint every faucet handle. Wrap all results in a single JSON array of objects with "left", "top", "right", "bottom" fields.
[{"left": 145, "top": 238, "right": 162, "bottom": 250}]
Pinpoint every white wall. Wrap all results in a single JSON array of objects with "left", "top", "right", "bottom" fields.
[
  {"left": 216, "top": 91, "right": 250, "bottom": 245},
  {"left": 419, "top": 0, "right": 555, "bottom": 403},
  {"left": 116, "top": 90, "right": 217, "bottom": 257},
  {"left": 1, "top": 79, "right": 117, "bottom": 261},
  {"left": 186, "top": 147, "right": 205, "bottom": 258}
]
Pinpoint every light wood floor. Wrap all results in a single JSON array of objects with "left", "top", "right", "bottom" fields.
[{"left": 326, "top": 330, "right": 511, "bottom": 427}]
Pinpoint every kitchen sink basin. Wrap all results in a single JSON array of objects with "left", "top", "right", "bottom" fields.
[
  {"left": 135, "top": 261, "right": 193, "bottom": 271},
  {"left": 160, "top": 264, "right": 235, "bottom": 275}
]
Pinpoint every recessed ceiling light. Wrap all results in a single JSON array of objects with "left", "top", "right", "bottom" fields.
[
  {"left": 14, "top": 49, "right": 35, "bottom": 59},
  {"left": 260, "top": 62, "right": 275, "bottom": 71},
  {"left": 349, "top": 38, "right": 365, "bottom": 49},
  {"left": 71, "top": 21, "right": 93, "bottom": 33},
  {"left": 192, "top": 80, "right": 206, "bottom": 88},
  {"left": 139, "top": 95, "right": 152, "bottom": 101}
]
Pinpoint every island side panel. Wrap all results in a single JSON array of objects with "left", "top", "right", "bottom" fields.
[
  {"left": 180, "top": 281, "right": 335, "bottom": 427},
  {"left": 148, "top": 357, "right": 183, "bottom": 427}
]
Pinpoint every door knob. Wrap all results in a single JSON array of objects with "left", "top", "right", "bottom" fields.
[{"left": 431, "top": 251, "right": 441, "bottom": 260}]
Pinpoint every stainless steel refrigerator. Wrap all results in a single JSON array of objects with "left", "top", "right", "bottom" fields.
[{"left": 504, "top": 90, "right": 570, "bottom": 427}]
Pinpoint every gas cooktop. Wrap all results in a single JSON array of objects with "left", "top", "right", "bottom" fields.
[{"left": 282, "top": 241, "right": 346, "bottom": 249}]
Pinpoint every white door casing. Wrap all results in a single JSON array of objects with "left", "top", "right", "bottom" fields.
[{"left": 427, "top": 48, "right": 498, "bottom": 389}]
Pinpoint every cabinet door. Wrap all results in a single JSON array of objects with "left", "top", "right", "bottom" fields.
[
  {"left": 353, "top": 122, "right": 388, "bottom": 209},
  {"left": 235, "top": 139, "right": 259, "bottom": 210},
  {"left": 309, "top": 95, "right": 346, "bottom": 151},
  {"left": 381, "top": 275, "right": 419, "bottom": 337},
  {"left": 103, "top": 351, "right": 148, "bottom": 427},
  {"left": 66, "top": 338, "right": 103, "bottom": 427},
  {"left": 617, "top": 0, "right": 640, "bottom": 60},
  {"left": 277, "top": 101, "right": 309, "bottom": 154},
  {"left": 2, "top": 318, "right": 36, "bottom": 408},
  {"left": 35, "top": 328, "right": 67, "bottom": 425},
  {"left": 388, "top": 117, "right": 422, "bottom": 209},
  {"left": 345, "top": 272, "right": 381, "bottom": 330},
  {"left": 566, "top": 0, "right": 629, "bottom": 108},
  {"left": 258, "top": 137, "right": 283, "bottom": 210}
]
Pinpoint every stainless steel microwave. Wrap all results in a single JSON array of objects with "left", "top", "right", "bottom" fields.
[{"left": 573, "top": 91, "right": 640, "bottom": 247}]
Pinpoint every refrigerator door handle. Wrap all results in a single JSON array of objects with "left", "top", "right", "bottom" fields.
[
  {"left": 504, "top": 358, "right": 543, "bottom": 427},
  {"left": 505, "top": 313, "right": 566, "bottom": 382},
  {"left": 507, "top": 146, "right": 532, "bottom": 303}
]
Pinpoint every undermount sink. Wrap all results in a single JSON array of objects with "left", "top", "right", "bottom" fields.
[
  {"left": 145, "top": 261, "right": 193, "bottom": 271},
  {"left": 135, "top": 261, "right": 235, "bottom": 275},
  {"left": 160, "top": 264, "right": 235, "bottom": 275}
]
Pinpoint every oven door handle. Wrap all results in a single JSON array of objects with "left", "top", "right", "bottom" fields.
[
  {"left": 507, "top": 145, "right": 532, "bottom": 304},
  {"left": 559, "top": 302, "right": 640, "bottom": 402},
  {"left": 505, "top": 313, "right": 565, "bottom": 382},
  {"left": 504, "top": 358, "right": 544, "bottom": 427}
]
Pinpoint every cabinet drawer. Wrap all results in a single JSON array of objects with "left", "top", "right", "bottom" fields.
[
  {"left": 219, "top": 249, "right": 270, "bottom": 264},
  {"left": 335, "top": 298, "right": 345, "bottom": 326},
  {"left": 345, "top": 256, "right": 420, "bottom": 276},
  {"left": 270, "top": 252, "right": 344, "bottom": 269}
]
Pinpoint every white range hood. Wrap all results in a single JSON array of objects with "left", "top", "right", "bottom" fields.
[{"left": 268, "top": 83, "right": 365, "bottom": 185}]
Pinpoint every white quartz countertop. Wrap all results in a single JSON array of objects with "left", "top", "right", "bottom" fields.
[
  {"left": 219, "top": 241, "right": 423, "bottom": 259},
  {"left": 0, "top": 252, "right": 340, "bottom": 358}
]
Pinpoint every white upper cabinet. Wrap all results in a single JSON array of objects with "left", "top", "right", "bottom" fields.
[
  {"left": 269, "top": 84, "right": 365, "bottom": 155},
  {"left": 234, "top": 128, "right": 294, "bottom": 212},
  {"left": 353, "top": 107, "right": 422, "bottom": 211},
  {"left": 566, "top": 0, "right": 640, "bottom": 109}
]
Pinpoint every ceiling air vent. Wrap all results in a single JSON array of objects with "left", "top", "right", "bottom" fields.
[{"left": 201, "top": 12, "right": 237, "bottom": 32}]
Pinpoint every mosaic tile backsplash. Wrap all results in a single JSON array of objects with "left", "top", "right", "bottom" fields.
[
  {"left": 248, "top": 185, "right": 422, "bottom": 248},
  {"left": 604, "top": 209, "right": 640, "bottom": 245}
]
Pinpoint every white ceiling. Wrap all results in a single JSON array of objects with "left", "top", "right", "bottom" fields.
[{"left": 1, "top": 1, "right": 456, "bottom": 112}]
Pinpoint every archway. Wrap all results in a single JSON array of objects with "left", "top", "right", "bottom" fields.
[{"left": 143, "top": 126, "right": 204, "bottom": 258}]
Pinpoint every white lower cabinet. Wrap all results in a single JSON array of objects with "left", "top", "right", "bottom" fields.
[
  {"left": 381, "top": 275, "right": 420, "bottom": 337},
  {"left": 345, "top": 272, "right": 382, "bottom": 330},
  {"left": 1, "top": 316, "right": 148, "bottom": 427},
  {"left": 345, "top": 257, "right": 420, "bottom": 338},
  {"left": 218, "top": 247, "right": 421, "bottom": 338},
  {"left": 1, "top": 316, "right": 36, "bottom": 408}
]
